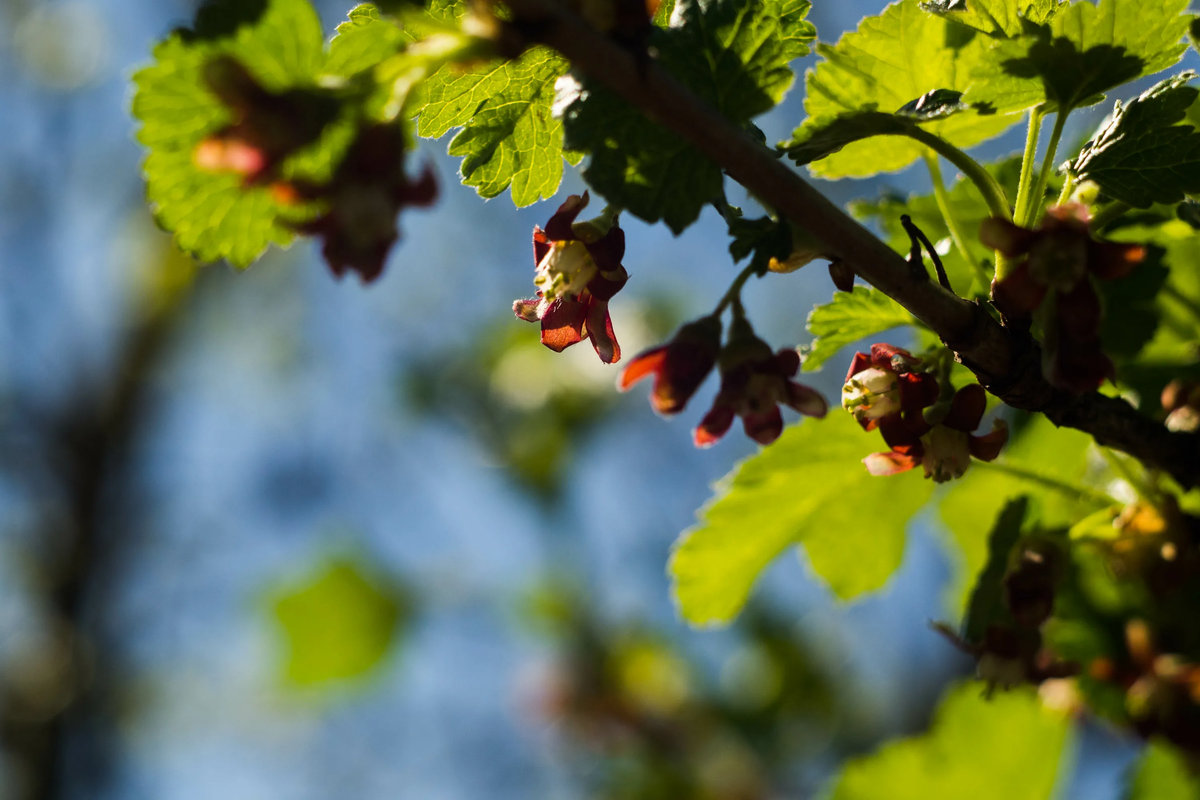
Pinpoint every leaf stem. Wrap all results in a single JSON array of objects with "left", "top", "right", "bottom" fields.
[
  {"left": 923, "top": 152, "right": 990, "bottom": 293},
  {"left": 1019, "top": 109, "right": 1068, "bottom": 228},
  {"left": 1056, "top": 171, "right": 1078, "bottom": 207},
  {"left": 971, "top": 460, "right": 1118, "bottom": 506},
  {"left": 714, "top": 262, "right": 763, "bottom": 316},
  {"left": 905, "top": 127, "right": 1011, "bottom": 221},
  {"left": 1013, "top": 105, "right": 1044, "bottom": 225}
]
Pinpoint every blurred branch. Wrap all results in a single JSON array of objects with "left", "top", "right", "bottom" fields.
[
  {"left": 498, "top": 0, "right": 1200, "bottom": 488},
  {"left": 1, "top": 257, "right": 201, "bottom": 800}
]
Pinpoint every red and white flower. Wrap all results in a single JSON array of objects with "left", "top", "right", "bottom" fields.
[
  {"left": 841, "top": 344, "right": 938, "bottom": 430},
  {"left": 863, "top": 383, "right": 1008, "bottom": 482},
  {"left": 618, "top": 316, "right": 722, "bottom": 415},
  {"left": 694, "top": 318, "right": 827, "bottom": 447},
  {"left": 513, "top": 193, "right": 629, "bottom": 364}
]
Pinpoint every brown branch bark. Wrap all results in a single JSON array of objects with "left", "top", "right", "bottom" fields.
[{"left": 500, "top": 0, "right": 1200, "bottom": 489}]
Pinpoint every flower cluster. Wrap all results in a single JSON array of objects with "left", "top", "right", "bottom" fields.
[
  {"left": 620, "top": 315, "right": 827, "bottom": 447},
  {"left": 289, "top": 124, "right": 438, "bottom": 283},
  {"left": 513, "top": 193, "right": 629, "bottom": 364},
  {"left": 981, "top": 203, "right": 1146, "bottom": 393},
  {"left": 842, "top": 344, "right": 1007, "bottom": 482},
  {"left": 193, "top": 56, "right": 338, "bottom": 185}
]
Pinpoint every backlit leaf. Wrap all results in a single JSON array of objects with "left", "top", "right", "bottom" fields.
[
  {"left": 803, "top": 287, "right": 916, "bottom": 373},
  {"left": 829, "top": 683, "right": 1070, "bottom": 800},
  {"left": 670, "top": 411, "right": 934, "bottom": 626},
  {"left": 791, "top": 0, "right": 1020, "bottom": 179},
  {"left": 965, "top": 0, "right": 1192, "bottom": 114}
]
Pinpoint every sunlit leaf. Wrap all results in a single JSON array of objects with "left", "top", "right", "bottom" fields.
[
  {"left": 919, "top": 0, "right": 1063, "bottom": 38},
  {"left": 1127, "top": 741, "right": 1200, "bottom": 800},
  {"left": 790, "top": 0, "right": 1020, "bottom": 179},
  {"left": 671, "top": 411, "right": 934, "bottom": 625},
  {"left": 803, "top": 287, "right": 916, "bottom": 373},
  {"left": 829, "top": 683, "right": 1070, "bottom": 800},
  {"left": 965, "top": 0, "right": 1192, "bottom": 114}
]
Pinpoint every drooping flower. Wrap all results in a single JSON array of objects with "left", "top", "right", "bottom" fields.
[
  {"left": 194, "top": 56, "right": 339, "bottom": 184},
  {"left": 980, "top": 203, "right": 1146, "bottom": 393},
  {"left": 618, "top": 316, "right": 722, "bottom": 415},
  {"left": 863, "top": 383, "right": 1008, "bottom": 482},
  {"left": 290, "top": 123, "right": 438, "bottom": 283},
  {"left": 693, "top": 318, "right": 827, "bottom": 448},
  {"left": 841, "top": 344, "right": 938, "bottom": 430},
  {"left": 513, "top": 193, "right": 629, "bottom": 364}
]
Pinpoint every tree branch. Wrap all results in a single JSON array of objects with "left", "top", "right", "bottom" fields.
[{"left": 500, "top": 0, "right": 1200, "bottom": 489}]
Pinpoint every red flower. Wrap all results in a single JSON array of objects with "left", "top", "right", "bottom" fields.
[
  {"left": 693, "top": 318, "right": 828, "bottom": 448},
  {"left": 841, "top": 344, "right": 938, "bottom": 430},
  {"left": 617, "top": 316, "right": 722, "bottom": 415},
  {"left": 291, "top": 124, "right": 438, "bottom": 283},
  {"left": 863, "top": 383, "right": 1008, "bottom": 482},
  {"left": 513, "top": 193, "right": 629, "bottom": 364},
  {"left": 980, "top": 203, "right": 1146, "bottom": 393},
  {"left": 193, "top": 56, "right": 338, "bottom": 185}
]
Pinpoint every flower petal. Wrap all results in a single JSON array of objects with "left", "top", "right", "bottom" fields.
[
  {"left": 773, "top": 348, "right": 801, "bottom": 377},
  {"left": 879, "top": 412, "right": 928, "bottom": 450},
  {"left": 742, "top": 407, "right": 784, "bottom": 446},
  {"left": 968, "top": 419, "right": 1009, "bottom": 462},
  {"left": 533, "top": 227, "right": 552, "bottom": 266},
  {"left": 980, "top": 217, "right": 1037, "bottom": 256},
  {"left": 845, "top": 352, "right": 872, "bottom": 384},
  {"left": 785, "top": 381, "right": 828, "bottom": 418},
  {"left": 540, "top": 298, "right": 587, "bottom": 352},
  {"left": 694, "top": 405, "right": 735, "bottom": 448},
  {"left": 544, "top": 193, "right": 589, "bottom": 241},
  {"left": 943, "top": 383, "right": 987, "bottom": 432},
  {"left": 898, "top": 372, "right": 939, "bottom": 413},
  {"left": 618, "top": 346, "right": 668, "bottom": 391},
  {"left": 583, "top": 225, "right": 625, "bottom": 271},
  {"left": 869, "top": 343, "right": 919, "bottom": 370},
  {"left": 864, "top": 450, "right": 921, "bottom": 476},
  {"left": 992, "top": 262, "right": 1047, "bottom": 315},
  {"left": 585, "top": 299, "right": 621, "bottom": 364}
]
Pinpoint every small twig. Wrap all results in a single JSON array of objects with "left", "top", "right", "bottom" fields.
[{"left": 901, "top": 214, "right": 954, "bottom": 294}]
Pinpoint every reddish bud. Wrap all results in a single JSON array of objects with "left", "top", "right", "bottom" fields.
[{"left": 619, "top": 316, "right": 722, "bottom": 415}]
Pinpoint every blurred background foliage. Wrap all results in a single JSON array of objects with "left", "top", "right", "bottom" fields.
[{"left": 0, "top": 0, "right": 1194, "bottom": 798}]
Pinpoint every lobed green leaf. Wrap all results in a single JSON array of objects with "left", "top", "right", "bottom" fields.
[
  {"left": 670, "top": 411, "right": 935, "bottom": 625},
  {"left": 1127, "top": 741, "right": 1200, "bottom": 800},
  {"left": 790, "top": 0, "right": 1020, "bottom": 179},
  {"left": 829, "top": 683, "right": 1070, "bottom": 800},
  {"left": 920, "top": 0, "right": 1063, "bottom": 39},
  {"left": 1068, "top": 72, "right": 1200, "bottom": 209},
  {"left": 964, "top": 0, "right": 1192, "bottom": 114},
  {"left": 802, "top": 287, "right": 916, "bottom": 373}
]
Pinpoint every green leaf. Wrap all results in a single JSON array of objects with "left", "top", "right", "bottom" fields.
[
  {"left": 1067, "top": 72, "right": 1200, "bottom": 209},
  {"left": 323, "top": 4, "right": 407, "bottom": 79},
  {"left": 415, "top": 47, "right": 571, "bottom": 206},
  {"left": 940, "top": 414, "right": 1096, "bottom": 615},
  {"left": 919, "top": 0, "right": 1063, "bottom": 38},
  {"left": 829, "top": 683, "right": 1070, "bottom": 800},
  {"left": 791, "top": 0, "right": 1020, "bottom": 179},
  {"left": 563, "top": 0, "right": 816, "bottom": 233},
  {"left": 131, "top": 0, "right": 333, "bottom": 266},
  {"left": 782, "top": 110, "right": 915, "bottom": 166},
  {"left": 670, "top": 411, "right": 935, "bottom": 625},
  {"left": 273, "top": 558, "right": 407, "bottom": 686},
  {"left": 962, "top": 497, "right": 1028, "bottom": 646},
  {"left": 802, "top": 287, "right": 916, "bottom": 372},
  {"left": 965, "top": 0, "right": 1192, "bottom": 115},
  {"left": 1127, "top": 741, "right": 1200, "bottom": 800}
]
